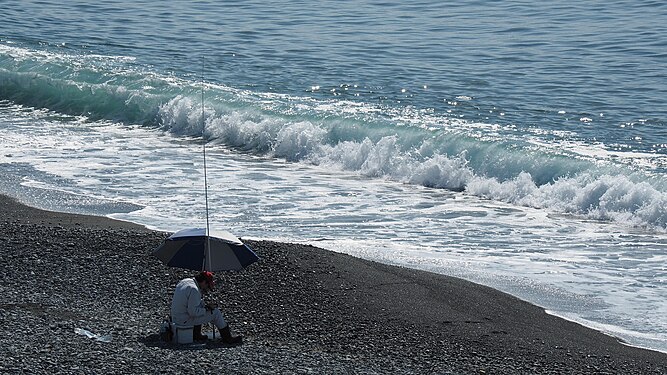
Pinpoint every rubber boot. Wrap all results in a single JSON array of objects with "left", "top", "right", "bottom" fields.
[
  {"left": 193, "top": 325, "right": 208, "bottom": 342},
  {"left": 218, "top": 325, "right": 243, "bottom": 345}
]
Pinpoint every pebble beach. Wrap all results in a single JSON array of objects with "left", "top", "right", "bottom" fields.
[{"left": 1, "top": 194, "right": 666, "bottom": 374}]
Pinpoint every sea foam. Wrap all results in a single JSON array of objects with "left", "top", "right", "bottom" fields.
[{"left": 2, "top": 44, "right": 666, "bottom": 231}]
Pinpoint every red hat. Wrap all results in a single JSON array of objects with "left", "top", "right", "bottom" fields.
[{"left": 198, "top": 271, "right": 215, "bottom": 289}]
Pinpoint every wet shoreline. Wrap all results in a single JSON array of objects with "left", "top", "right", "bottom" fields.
[{"left": 1, "top": 194, "right": 665, "bottom": 374}]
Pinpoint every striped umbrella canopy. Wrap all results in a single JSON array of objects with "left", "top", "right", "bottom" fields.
[{"left": 153, "top": 228, "right": 259, "bottom": 271}]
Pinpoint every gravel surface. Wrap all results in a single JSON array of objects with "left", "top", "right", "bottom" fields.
[{"left": 1, "top": 194, "right": 666, "bottom": 374}]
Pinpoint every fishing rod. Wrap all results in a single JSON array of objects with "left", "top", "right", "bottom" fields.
[
  {"left": 201, "top": 63, "right": 217, "bottom": 341},
  {"left": 202, "top": 56, "right": 212, "bottom": 271}
]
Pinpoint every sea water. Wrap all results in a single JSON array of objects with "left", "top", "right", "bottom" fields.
[{"left": 1, "top": 0, "right": 666, "bottom": 353}]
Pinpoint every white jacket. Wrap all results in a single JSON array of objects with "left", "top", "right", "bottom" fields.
[{"left": 170, "top": 278, "right": 206, "bottom": 326}]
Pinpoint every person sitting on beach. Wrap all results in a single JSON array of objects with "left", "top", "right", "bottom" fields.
[{"left": 170, "top": 271, "right": 242, "bottom": 344}]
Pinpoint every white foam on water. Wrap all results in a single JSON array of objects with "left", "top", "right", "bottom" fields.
[
  {"left": 3, "top": 42, "right": 667, "bottom": 232},
  {"left": 1, "top": 102, "right": 667, "bottom": 353}
]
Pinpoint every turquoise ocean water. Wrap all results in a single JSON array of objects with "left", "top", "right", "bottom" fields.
[{"left": 1, "top": 0, "right": 666, "bottom": 352}]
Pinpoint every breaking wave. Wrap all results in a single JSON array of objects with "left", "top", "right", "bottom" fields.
[{"left": 2, "top": 44, "right": 666, "bottom": 230}]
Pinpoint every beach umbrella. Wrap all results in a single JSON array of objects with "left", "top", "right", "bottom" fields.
[{"left": 153, "top": 227, "right": 259, "bottom": 271}]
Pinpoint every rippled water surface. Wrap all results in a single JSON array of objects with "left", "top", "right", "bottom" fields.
[{"left": 2, "top": 0, "right": 666, "bottom": 352}]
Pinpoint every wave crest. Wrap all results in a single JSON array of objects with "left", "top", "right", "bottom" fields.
[
  {"left": 468, "top": 173, "right": 667, "bottom": 230},
  {"left": 3, "top": 44, "right": 666, "bottom": 230}
]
